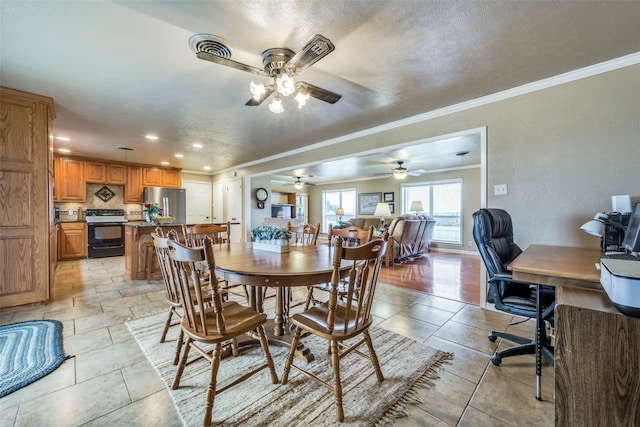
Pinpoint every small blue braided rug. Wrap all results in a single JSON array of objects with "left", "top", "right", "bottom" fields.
[{"left": 0, "top": 320, "right": 69, "bottom": 398}]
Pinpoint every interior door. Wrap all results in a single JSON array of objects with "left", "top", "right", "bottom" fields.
[
  {"left": 213, "top": 181, "right": 224, "bottom": 223},
  {"left": 225, "top": 178, "right": 243, "bottom": 242},
  {"left": 183, "top": 180, "right": 212, "bottom": 224}
]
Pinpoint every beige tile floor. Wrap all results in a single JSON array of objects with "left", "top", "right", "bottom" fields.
[{"left": 0, "top": 256, "right": 554, "bottom": 426}]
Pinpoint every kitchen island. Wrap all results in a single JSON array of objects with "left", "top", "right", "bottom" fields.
[{"left": 124, "top": 221, "right": 185, "bottom": 280}]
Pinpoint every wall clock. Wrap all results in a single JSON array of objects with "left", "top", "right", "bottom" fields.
[{"left": 255, "top": 187, "right": 268, "bottom": 209}]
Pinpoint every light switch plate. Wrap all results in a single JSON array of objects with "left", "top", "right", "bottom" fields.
[{"left": 494, "top": 184, "right": 508, "bottom": 195}]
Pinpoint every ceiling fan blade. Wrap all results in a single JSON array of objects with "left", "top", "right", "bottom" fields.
[
  {"left": 296, "top": 82, "right": 342, "bottom": 104},
  {"left": 245, "top": 85, "right": 275, "bottom": 106},
  {"left": 285, "top": 34, "right": 335, "bottom": 75},
  {"left": 196, "top": 52, "right": 268, "bottom": 76}
]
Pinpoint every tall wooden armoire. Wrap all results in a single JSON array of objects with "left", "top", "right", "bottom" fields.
[{"left": 0, "top": 87, "right": 56, "bottom": 308}]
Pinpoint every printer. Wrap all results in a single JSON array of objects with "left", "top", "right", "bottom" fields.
[{"left": 600, "top": 258, "right": 640, "bottom": 317}]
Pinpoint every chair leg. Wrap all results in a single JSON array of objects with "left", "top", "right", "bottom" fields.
[
  {"left": 256, "top": 325, "right": 279, "bottom": 384},
  {"left": 363, "top": 329, "right": 384, "bottom": 382},
  {"left": 172, "top": 336, "right": 192, "bottom": 389},
  {"left": 173, "top": 329, "right": 184, "bottom": 366},
  {"left": 304, "top": 286, "right": 315, "bottom": 311},
  {"left": 330, "top": 340, "right": 344, "bottom": 422},
  {"left": 203, "top": 343, "right": 222, "bottom": 427},
  {"left": 160, "top": 308, "right": 174, "bottom": 343},
  {"left": 281, "top": 327, "right": 303, "bottom": 384}
]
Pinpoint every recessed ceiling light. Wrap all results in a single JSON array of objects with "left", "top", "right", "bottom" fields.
[
  {"left": 193, "top": 143, "right": 203, "bottom": 148},
  {"left": 456, "top": 151, "right": 470, "bottom": 156},
  {"left": 174, "top": 153, "right": 183, "bottom": 158},
  {"left": 58, "top": 148, "right": 71, "bottom": 153},
  {"left": 117, "top": 146, "right": 135, "bottom": 151},
  {"left": 145, "top": 135, "right": 159, "bottom": 141},
  {"left": 55, "top": 136, "right": 71, "bottom": 141},
  {"left": 203, "top": 166, "right": 211, "bottom": 170},
  {"left": 161, "top": 161, "right": 169, "bottom": 165}
]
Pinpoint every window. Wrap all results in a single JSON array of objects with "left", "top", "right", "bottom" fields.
[
  {"left": 321, "top": 189, "right": 356, "bottom": 233},
  {"left": 401, "top": 180, "right": 462, "bottom": 244}
]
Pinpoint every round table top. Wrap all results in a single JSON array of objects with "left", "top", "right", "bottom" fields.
[{"left": 213, "top": 242, "right": 343, "bottom": 287}]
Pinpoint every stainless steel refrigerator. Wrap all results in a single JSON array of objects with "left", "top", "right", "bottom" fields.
[{"left": 143, "top": 187, "right": 186, "bottom": 224}]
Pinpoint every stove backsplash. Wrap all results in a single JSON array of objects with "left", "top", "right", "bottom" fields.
[{"left": 55, "top": 184, "right": 143, "bottom": 221}]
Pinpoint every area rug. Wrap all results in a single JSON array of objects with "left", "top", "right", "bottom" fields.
[
  {"left": 127, "top": 312, "right": 453, "bottom": 426},
  {"left": 0, "top": 320, "right": 68, "bottom": 397}
]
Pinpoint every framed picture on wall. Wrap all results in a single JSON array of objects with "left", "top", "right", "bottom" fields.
[
  {"left": 358, "top": 192, "right": 382, "bottom": 215},
  {"left": 383, "top": 192, "right": 394, "bottom": 202},
  {"left": 389, "top": 203, "right": 395, "bottom": 214}
]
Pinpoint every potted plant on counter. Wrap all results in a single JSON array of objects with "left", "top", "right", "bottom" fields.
[{"left": 143, "top": 201, "right": 162, "bottom": 224}]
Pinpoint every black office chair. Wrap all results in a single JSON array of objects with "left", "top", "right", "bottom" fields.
[{"left": 472, "top": 208, "right": 554, "bottom": 400}]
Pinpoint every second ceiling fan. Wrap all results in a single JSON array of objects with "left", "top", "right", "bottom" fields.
[{"left": 189, "top": 33, "right": 341, "bottom": 113}]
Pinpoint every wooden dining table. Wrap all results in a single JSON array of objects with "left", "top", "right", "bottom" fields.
[{"left": 213, "top": 242, "right": 349, "bottom": 362}]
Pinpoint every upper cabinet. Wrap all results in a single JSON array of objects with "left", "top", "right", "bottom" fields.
[
  {"left": 162, "top": 169, "right": 181, "bottom": 187},
  {"left": 142, "top": 167, "right": 181, "bottom": 188},
  {"left": 53, "top": 155, "right": 181, "bottom": 202},
  {"left": 56, "top": 157, "right": 85, "bottom": 202},
  {"left": 107, "top": 164, "right": 126, "bottom": 184},
  {"left": 124, "top": 166, "right": 143, "bottom": 203},
  {"left": 85, "top": 161, "right": 106, "bottom": 183}
]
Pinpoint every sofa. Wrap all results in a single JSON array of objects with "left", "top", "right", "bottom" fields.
[
  {"left": 347, "top": 217, "right": 387, "bottom": 231},
  {"left": 386, "top": 214, "right": 436, "bottom": 262}
]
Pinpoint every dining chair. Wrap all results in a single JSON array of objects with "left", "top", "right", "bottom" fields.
[
  {"left": 288, "top": 222, "right": 320, "bottom": 246},
  {"left": 151, "top": 229, "right": 185, "bottom": 365},
  {"left": 182, "top": 222, "right": 244, "bottom": 299},
  {"left": 152, "top": 228, "right": 228, "bottom": 365},
  {"left": 284, "top": 222, "right": 321, "bottom": 313},
  {"left": 182, "top": 222, "right": 231, "bottom": 246},
  {"left": 281, "top": 234, "right": 389, "bottom": 422},
  {"left": 168, "top": 236, "right": 278, "bottom": 426},
  {"left": 327, "top": 224, "right": 373, "bottom": 247},
  {"left": 306, "top": 224, "right": 374, "bottom": 309}
]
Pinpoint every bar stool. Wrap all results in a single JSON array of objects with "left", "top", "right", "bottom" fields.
[{"left": 145, "top": 242, "right": 162, "bottom": 283}]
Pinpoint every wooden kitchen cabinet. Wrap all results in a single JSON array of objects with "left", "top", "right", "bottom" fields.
[
  {"left": 142, "top": 167, "right": 181, "bottom": 188},
  {"left": 125, "top": 166, "right": 144, "bottom": 203},
  {"left": 107, "top": 164, "right": 126, "bottom": 184},
  {"left": 142, "top": 167, "right": 163, "bottom": 187},
  {"left": 162, "top": 169, "right": 181, "bottom": 187},
  {"left": 85, "top": 161, "right": 106, "bottom": 183},
  {"left": 57, "top": 222, "right": 87, "bottom": 260},
  {"left": 0, "top": 87, "right": 55, "bottom": 308},
  {"left": 57, "top": 157, "right": 85, "bottom": 201}
]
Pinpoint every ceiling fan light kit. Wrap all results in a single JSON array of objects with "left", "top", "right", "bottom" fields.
[
  {"left": 190, "top": 33, "right": 341, "bottom": 114},
  {"left": 393, "top": 161, "right": 409, "bottom": 179}
]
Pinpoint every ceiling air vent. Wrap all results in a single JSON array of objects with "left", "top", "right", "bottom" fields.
[{"left": 188, "top": 33, "right": 232, "bottom": 58}]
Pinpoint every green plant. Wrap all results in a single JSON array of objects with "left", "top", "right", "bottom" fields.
[{"left": 250, "top": 226, "right": 291, "bottom": 241}]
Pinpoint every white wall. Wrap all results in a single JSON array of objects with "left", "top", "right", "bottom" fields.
[{"left": 241, "top": 63, "right": 640, "bottom": 250}]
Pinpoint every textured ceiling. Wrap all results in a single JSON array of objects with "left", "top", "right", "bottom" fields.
[{"left": 2, "top": 1, "right": 640, "bottom": 182}]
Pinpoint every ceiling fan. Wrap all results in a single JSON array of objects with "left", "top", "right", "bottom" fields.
[
  {"left": 284, "top": 176, "right": 316, "bottom": 189},
  {"left": 188, "top": 33, "right": 342, "bottom": 112},
  {"left": 390, "top": 161, "right": 425, "bottom": 179}
]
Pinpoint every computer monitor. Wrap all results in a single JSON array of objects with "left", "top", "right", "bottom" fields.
[{"left": 622, "top": 201, "right": 640, "bottom": 253}]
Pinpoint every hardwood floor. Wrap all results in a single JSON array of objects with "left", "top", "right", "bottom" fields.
[{"left": 378, "top": 250, "right": 481, "bottom": 305}]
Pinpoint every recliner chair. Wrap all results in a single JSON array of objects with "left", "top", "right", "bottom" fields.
[{"left": 472, "top": 208, "right": 555, "bottom": 400}]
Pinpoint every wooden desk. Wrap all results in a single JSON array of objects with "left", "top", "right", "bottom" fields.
[
  {"left": 508, "top": 244, "right": 601, "bottom": 288},
  {"left": 214, "top": 242, "right": 347, "bottom": 362},
  {"left": 510, "top": 245, "right": 640, "bottom": 426}
]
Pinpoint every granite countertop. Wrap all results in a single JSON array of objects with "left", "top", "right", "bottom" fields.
[
  {"left": 125, "top": 221, "right": 184, "bottom": 228},
  {"left": 56, "top": 220, "right": 87, "bottom": 224}
]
